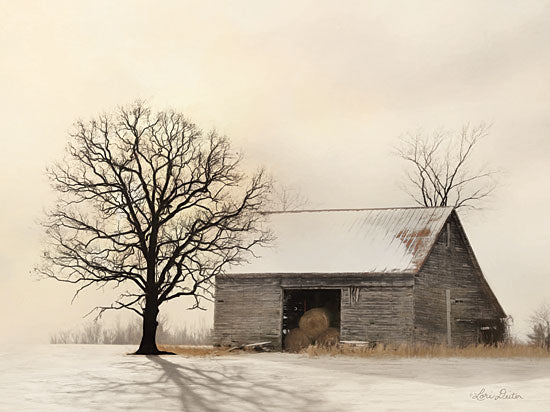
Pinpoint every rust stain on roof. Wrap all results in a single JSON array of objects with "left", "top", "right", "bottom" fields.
[{"left": 396, "top": 228, "right": 431, "bottom": 253}]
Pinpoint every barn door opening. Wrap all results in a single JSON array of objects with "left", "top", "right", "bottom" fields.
[{"left": 282, "top": 289, "right": 341, "bottom": 350}]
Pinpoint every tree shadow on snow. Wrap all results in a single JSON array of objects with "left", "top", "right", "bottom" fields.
[
  {"left": 145, "top": 355, "right": 322, "bottom": 412},
  {"left": 57, "top": 354, "right": 325, "bottom": 412}
]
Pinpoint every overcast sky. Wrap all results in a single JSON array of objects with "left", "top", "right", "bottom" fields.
[{"left": 1, "top": 0, "right": 550, "bottom": 343}]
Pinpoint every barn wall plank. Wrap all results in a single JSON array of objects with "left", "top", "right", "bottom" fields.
[
  {"left": 341, "top": 286, "right": 414, "bottom": 344},
  {"left": 213, "top": 276, "right": 283, "bottom": 349}
]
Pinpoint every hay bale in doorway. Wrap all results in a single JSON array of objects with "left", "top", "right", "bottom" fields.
[
  {"left": 299, "top": 308, "right": 331, "bottom": 339},
  {"left": 284, "top": 328, "right": 312, "bottom": 353},
  {"left": 316, "top": 327, "right": 340, "bottom": 347}
]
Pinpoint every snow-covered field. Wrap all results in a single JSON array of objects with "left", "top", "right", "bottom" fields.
[{"left": 1, "top": 345, "right": 549, "bottom": 412}]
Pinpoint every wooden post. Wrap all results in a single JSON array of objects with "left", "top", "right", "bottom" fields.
[{"left": 446, "top": 289, "right": 452, "bottom": 346}]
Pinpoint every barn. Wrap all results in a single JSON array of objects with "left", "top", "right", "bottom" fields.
[{"left": 213, "top": 207, "right": 506, "bottom": 350}]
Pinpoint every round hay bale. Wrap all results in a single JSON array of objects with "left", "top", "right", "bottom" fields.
[
  {"left": 285, "top": 328, "right": 312, "bottom": 353},
  {"left": 316, "top": 327, "right": 340, "bottom": 347},
  {"left": 299, "top": 308, "right": 331, "bottom": 339}
]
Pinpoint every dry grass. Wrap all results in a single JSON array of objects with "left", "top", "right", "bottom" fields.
[
  {"left": 158, "top": 343, "right": 550, "bottom": 358},
  {"left": 157, "top": 345, "right": 234, "bottom": 357},
  {"left": 304, "top": 343, "right": 550, "bottom": 358}
]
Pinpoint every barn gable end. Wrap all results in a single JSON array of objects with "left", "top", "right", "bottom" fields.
[{"left": 413, "top": 210, "right": 506, "bottom": 346}]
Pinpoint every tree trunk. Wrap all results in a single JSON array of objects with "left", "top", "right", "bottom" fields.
[
  {"left": 135, "top": 305, "right": 159, "bottom": 354},
  {"left": 134, "top": 292, "right": 172, "bottom": 355},
  {"left": 135, "top": 239, "right": 174, "bottom": 355}
]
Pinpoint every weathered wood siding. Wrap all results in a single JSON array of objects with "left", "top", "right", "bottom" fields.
[
  {"left": 213, "top": 273, "right": 414, "bottom": 348},
  {"left": 213, "top": 276, "right": 282, "bottom": 349},
  {"left": 341, "top": 285, "right": 414, "bottom": 344},
  {"left": 413, "top": 213, "right": 503, "bottom": 346}
]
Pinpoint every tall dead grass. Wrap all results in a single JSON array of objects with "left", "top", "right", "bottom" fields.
[{"left": 305, "top": 343, "right": 550, "bottom": 358}]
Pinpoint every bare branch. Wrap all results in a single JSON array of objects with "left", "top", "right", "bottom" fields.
[
  {"left": 268, "top": 183, "right": 309, "bottom": 211},
  {"left": 395, "top": 123, "right": 498, "bottom": 210}
]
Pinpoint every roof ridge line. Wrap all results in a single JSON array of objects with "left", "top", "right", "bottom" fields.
[{"left": 261, "top": 206, "right": 454, "bottom": 214}]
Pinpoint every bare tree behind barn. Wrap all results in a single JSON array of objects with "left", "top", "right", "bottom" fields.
[
  {"left": 396, "top": 123, "right": 498, "bottom": 210},
  {"left": 269, "top": 184, "right": 309, "bottom": 211},
  {"left": 528, "top": 303, "right": 550, "bottom": 350},
  {"left": 36, "top": 102, "right": 272, "bottom": 355}
]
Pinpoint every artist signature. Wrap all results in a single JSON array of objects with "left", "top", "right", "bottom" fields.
[{"left": 470, "top": 388, "right": 523, "bottom": 401}]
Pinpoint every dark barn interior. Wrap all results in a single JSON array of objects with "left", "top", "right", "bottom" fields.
[
  {"left": 282, "top": 289, "right": 341, "bottom": 349},
  {"left": 478, "top": 319, "right": 507, "bottom": 345}
]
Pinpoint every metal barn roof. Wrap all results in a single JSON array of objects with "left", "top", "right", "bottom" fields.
[{"left": 230, "top": 206, "right": 454, "bottom": 274}]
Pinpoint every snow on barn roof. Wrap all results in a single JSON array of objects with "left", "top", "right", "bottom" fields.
[{"left": 230, "top": 206, "right": 454, "bottom": 274}]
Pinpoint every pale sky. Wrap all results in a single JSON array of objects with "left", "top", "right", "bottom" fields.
[{"left": 1, "top": 0, "right": 550, "bottom": 343}]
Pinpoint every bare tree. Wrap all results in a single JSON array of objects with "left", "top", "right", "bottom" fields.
[
  {"left": 36, "top": 102, "right": 272, "bottom": 354},
  {"left": 527, "top": 303, "right": 550, "bottom": 350},
  {"left": 396, "top": 123, "right": 498, "bottom": 210},
  {"left": 269, "top": 184, "right": 309, "bottom": 211}
]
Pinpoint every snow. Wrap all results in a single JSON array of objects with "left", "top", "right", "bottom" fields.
[
  {"left": 230, "top": 207, "right": 452, "bottom": 274},
  {"left": 1, "top": 345, "right": 549, "bottom": 411}
]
